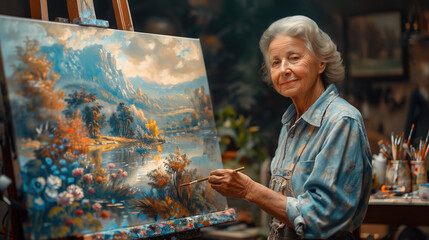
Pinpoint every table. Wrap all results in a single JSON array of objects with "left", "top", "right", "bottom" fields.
[
  {"left": 361, "top": 196, "right": 429, "bottom": 239},
  {"left": 364, "top": 197, "right": 429, "bottom": 226}
]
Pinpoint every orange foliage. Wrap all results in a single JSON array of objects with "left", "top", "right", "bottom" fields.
[{"left": 56, "top": 110, "right": 90, "bottom": 154}]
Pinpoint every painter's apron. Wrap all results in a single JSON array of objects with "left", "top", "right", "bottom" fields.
[{"left": 267, "top": 125, "right": 354, "bottom": 240}]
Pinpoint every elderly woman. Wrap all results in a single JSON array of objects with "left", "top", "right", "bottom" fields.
[{"left": 209, "top": 15, "right": 372, "bottom": 240}]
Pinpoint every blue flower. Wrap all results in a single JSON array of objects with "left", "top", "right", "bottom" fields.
[
  {"left": 59, "top": 159, "right": 67, "bottom": 166},
  {"left": 72, "top": 162, "right": 79, "bottom": 168},
  {"left": 41, "top": 165, "right": 46, "bottom": 170},
  {"left": 60, "top": 167, "right": 68, "bottom": 174},
  {"left": 45, "top": 157, "right": 53, "bottom": 165},
  {"left": 67, "top": 177, "right": 75, "bottom": 184},
  {"left": 50, "top": 151, "right": 55, "bottom": 155},
  {"left": 59, "top": 145, "right": 64, "bottom": 150},
  {"left": 74, "top": 150, "right": 79, "bottom": 155},
  {"left": 30, "top": 177, "right": 46, "bottom": 194},
  {"left": 50, "top": 165, "right": 57, "bottom": 171},
  {"left": 49, "top": 134, "right": 54, "bottom": 138},
  {"left": 59, "top": 175, "right": 66, "bottom": 181},
  {"left": 62, "top": 138, "right": 70, "bottom": 143},
  {"left": 33, "top": 196, "right": 45, "bottom": 210},
  {"left": 78, "top": 157, "right": 83, "bottom": 161},
  {"left": 53, "top": 170, "right": 60, "bottom": 175},
  {"left": 52, "top": 144, "right": 56, "bottom": 147}
]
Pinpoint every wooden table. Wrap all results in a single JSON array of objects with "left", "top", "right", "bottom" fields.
[
  {"left": 364, "top": 197, "right": 429, "bottom": 226},
  {"left": 361, "top": 196, "right": 429, "bottom": 239}
]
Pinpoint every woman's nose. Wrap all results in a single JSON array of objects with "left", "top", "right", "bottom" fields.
[{"left": 280, "top": 59, "right": 290, "bottom": 73}]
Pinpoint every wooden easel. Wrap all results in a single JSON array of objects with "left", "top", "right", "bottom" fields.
[{"left": 29, "top": 0, "right": 134, "bottom": 31}]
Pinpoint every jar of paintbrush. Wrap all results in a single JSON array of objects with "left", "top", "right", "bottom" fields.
[{"left": 378, "top": 126, "right": 428, "bottom": 194}]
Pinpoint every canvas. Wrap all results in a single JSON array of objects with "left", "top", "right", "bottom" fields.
[{"left": 0, "top": 15, "right": 234, "bottom": 239}]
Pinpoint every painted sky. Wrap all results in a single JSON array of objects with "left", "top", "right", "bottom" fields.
[{"left": 0, "top": 15, "right": 207, "bottom": 85}]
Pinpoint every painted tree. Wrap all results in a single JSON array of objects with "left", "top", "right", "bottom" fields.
[
  {"left": 63, "top": 87, "right": 97, "bottom": 119},
  {"left": 145, "top": 119, "right": 159, "bottom": 137},
  {"left": 108, "top": 113, "right": 121, "bottom": 136},
  {"left": 117, "top": 103, "right": 134, "bottom": 137},
  {"left": 83, "top": 103, "right": 104, "bottom": 138},
  {"left": 12, "top": 39, "right": 65, "bottom": 137}
]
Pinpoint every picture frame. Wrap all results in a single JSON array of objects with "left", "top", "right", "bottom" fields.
[{"left": 346, "top": 11, "right": 408, "bottom": 81}]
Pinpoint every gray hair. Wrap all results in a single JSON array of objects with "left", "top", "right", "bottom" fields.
[{"left": 259, "top": 15, "right": 344, "bottom": 87}]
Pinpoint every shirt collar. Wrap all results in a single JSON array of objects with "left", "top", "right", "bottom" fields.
[{"left": 281, "top": 84, "right": 339, "bottom": 127}]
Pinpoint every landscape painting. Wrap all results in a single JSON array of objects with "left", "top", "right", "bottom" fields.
[{"left": 0, "top": 15, "right": 230, "bottom": 239}]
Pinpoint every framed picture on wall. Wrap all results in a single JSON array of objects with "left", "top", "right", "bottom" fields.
[{"left": 347, "top": 11, "right": 408, "bottom": 81}]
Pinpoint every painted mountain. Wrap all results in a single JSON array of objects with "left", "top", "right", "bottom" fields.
[{"left": 0, "top": 15, "right": 229, "bottom": 239}]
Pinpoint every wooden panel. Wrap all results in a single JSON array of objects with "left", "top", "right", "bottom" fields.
[
  {"left": 29, "top": 0, "right": 49, "bottom": 20},
  {"left": 112, "top": 0, "right": 134, "bottom": 31}
]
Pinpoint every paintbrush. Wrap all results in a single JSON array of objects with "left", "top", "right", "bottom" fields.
[
  {"left": 421, "top": 130, "right": 429, "bottom": 161},
  {"left": 179, "top": 167, "right": 245, "bottom": 187},
  {"left": 407, "top": 123, "right": 415, "bottom": 146}
]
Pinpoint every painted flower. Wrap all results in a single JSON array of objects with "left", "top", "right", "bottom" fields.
[
  {"left": 72, "top": 161, "right": 80, "bottom": 168},
  {"left": 45, "top": 157, "right": 53, "bottom": 165},
  {"left": 31, "top": 177, "right": 46, "bottom": 193},
  {"left": 56, "top": 191, "right": 74, "bottom": 207},
  {"left": 44, "top": 188, "right": 58, "bottom": 202},
  {"left": 117, "top": 168, "right": 123, "bottom": 174},
  {"left": 121, "top": 171, "right": 128, "bottom": 178},
  {"left": 33, "top": 196, "right": 45, "bottom": 210},
  {"left": 72, "top": 168, "right": 84, "bottom": 177},
  {"left": 65, "top": 219, "right": 73, "bottom": 227},
  {"left": 96, "top": 176, "right": 103, "bottom": 183},
  {"left": 47, "top": 175, "right": 62, "bottom": 189},
  {"left": 75, "top": 209, "right": 84, "bottom": 217},
  {"left": 92, "top": 202, "right": 102, "bottom": 211},
  {"left": 111, "top": 173, "right": 117, "bottom": 179},
  {"left": 99, "top": 211, "right": 110, "bottom": 220},
  {"left": 59, "top": 159, "right": 67, "bottom": 166},
  {"left": 83, "top": 174, "right": 93, "bottom": 182},
  {"left": 108, "top": 163, "right": 116, "bottom": 169},
  {"left": 86, "top": 188, "right": 95, "bottom": 194},
  {"left": 67, "top": 185, "right": 84, "bottom": 201},
  {"left": 67, "top": 177, "right": 75, "bottom": 184}
]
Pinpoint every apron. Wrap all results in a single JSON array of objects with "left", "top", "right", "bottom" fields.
[{"left": 267, "top": 125, "right": 354, "bottom": 240}]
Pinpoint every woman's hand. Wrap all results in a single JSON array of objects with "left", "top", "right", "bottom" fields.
[{"left": 208, "top": 169, "right": 253, "bottom": 199}]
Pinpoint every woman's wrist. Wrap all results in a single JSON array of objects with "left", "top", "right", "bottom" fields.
[{"left": 244, "top": 179, "right": 258, "bottom": 202}]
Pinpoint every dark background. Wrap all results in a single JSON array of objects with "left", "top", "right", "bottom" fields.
[{"left": 0, "top": 0, "right": 417, "bottom": 156}]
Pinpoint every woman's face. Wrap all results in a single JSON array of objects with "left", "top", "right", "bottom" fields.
[{"left": 268, "top": 35, "right": 326, "bottom": 101}]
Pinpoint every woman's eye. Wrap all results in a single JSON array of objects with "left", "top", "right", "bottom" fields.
[
  {"left": 271, "top": 60, "right": 280, "bottom": 67},
  {"left": 289, "top": 56, "right": 300, "bottom": 61}
]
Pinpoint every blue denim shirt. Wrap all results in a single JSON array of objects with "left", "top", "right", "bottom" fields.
[{"left": 271, "top": 84, "right": 372, "bottom": 239}]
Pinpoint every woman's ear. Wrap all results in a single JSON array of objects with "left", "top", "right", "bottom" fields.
[{"left": 318, "top": 62, "right": 327, "bottom": 74}]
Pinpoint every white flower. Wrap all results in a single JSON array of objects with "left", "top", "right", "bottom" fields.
[
  {"left": 56, "top": 191, "right": 74, "bottom": 207},
  {"left": 47, "top": 175, "right": 62, "bottom": 189},
  {"left": 44, "top": 188, "right": 58, "bottom": 202},
  {"left": 67, "top": 184, "right": 84, "bottom": 201}
]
